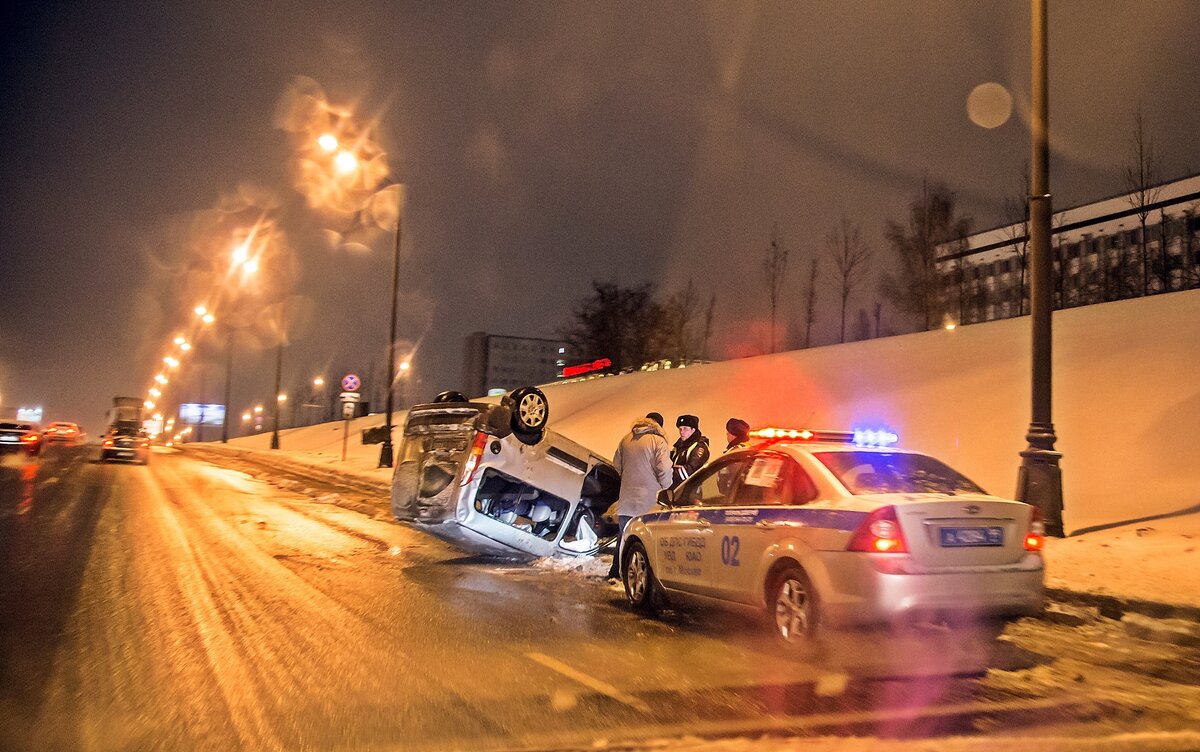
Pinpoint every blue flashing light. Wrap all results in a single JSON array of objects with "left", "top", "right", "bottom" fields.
[{"left": 853, "top": 428, "right": 899, "bottom": 448}]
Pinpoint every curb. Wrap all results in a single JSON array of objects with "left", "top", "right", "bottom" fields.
[{"left": 1045, "top": 586, "right": 1200, "bottom": 624}]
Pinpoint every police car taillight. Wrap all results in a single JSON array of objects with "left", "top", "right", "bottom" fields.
[
  {"left": 1024, "top": 506, "right": 1045, "bottom": 552},
  {"left": 459, "top": 432, "right": 489, "bottom": 487},
  {"left": 847, "top": 505, "right": 908, "bottom": 553}
]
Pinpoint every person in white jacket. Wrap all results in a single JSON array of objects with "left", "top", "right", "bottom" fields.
[{"left": 606, "top": 414, "right": 674, "bottom": 580}]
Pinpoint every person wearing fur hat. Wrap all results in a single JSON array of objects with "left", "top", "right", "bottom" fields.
[
  {"left": 670, "top": 414, "right": 711, "bottom": 488},
  {"left": 607, "top": 415, "right": 674, "bottom": 580},
  {"left": 724, "top": 417, "right": 751, "bottom": 454}
]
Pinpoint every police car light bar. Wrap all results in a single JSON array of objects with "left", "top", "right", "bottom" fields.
[
  {"left": 749, "top": 427, "right": 900, "bottom": 447},
  {"left": 750, "top": 427, "right": 854, "bottom": 443}
]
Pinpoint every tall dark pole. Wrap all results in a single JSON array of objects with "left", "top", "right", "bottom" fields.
[
  {"left": 379, "top": 212, "right": 402, "bottom": 468},
  {"left": 221, "top": 335, "right": 232, "bottom": 443},
  {"left": 1016, "top": 0, "right": 1064, "bottom": 537},
  {"left": 271, "top": 342, "right": 282, "bottom": 450}
]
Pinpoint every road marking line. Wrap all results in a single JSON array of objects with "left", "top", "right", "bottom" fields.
[{"left": 526, "top": 652, "right": 651, "bottom": 713}]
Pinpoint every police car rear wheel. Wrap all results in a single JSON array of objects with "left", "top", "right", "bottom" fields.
[
  {"left": 623, "top": 541, "right": 658, "bottom": 614},
  {"left": 769, "top": 565, "right": 817, "bottom": 649}
]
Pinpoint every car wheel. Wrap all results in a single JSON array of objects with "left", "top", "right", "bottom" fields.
[
  {"left": 767, "top": 564, "right": 819, "bottom": 654},
  {"left": 623, "top": 540, "right": 661, "bottom": 615},
  {"left": 508, "top": 386, "right": 549, "bottom": 437}
]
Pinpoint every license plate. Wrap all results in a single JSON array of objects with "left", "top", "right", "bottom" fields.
[{"left": 939, "top": 526, "right": 1004, "bottom": 547}]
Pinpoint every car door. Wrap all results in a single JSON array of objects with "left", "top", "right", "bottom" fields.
[
  {"left": 653, "top": 456, "right": 748, "bottom": 595},
  {"left": 709, "top": 452, "right": 818, "bottom": 605}
]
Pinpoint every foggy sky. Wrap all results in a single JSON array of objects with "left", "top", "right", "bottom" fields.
[{"left": 2, "top": 0, "right": 1198, "bottom": 435}]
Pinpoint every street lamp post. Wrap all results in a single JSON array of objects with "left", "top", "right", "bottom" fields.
[
  {"left": 271, "top": 343, "right": 283, "bottom": 450},
  {"left": 1016, "top": 0, "right": 1065, "bottom": 537},
  {"left": 379, "top": 213, "right": 402, "bottom": 468},
  {"left": 222, "top": 337, "right": 233, "bottom": 443}
]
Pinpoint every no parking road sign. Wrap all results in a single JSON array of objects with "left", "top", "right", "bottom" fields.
[{"left": 341, "top": 373, "right": 361, "bottom": 392}]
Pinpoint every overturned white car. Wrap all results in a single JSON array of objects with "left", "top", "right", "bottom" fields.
[{"left": 390, "top": 387, "right": 620, "bottom": 558}]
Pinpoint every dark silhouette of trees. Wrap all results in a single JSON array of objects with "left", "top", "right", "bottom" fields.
[
  {"left": 826, "top": 216, "right": 872, "bottom": 343},
  {"left": 881, "top": 176, "right": 973, "bottom": 330}
]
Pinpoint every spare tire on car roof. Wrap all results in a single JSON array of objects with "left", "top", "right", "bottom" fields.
[{"left": 507, "top": 385, "right": 549, "bottom": 445}]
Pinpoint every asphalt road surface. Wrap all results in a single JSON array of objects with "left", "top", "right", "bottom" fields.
[{"left": 1, "top": 446, "right": 1197, "bottom": 751}]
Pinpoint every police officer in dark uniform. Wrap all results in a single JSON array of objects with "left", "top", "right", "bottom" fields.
[{"left": 670, "top": 414, "right": 710, "bottom": 488}]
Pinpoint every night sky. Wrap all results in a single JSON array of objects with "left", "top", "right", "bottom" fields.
[{"left": 1, "top": 1, "right": 1198, "bottom": 435}]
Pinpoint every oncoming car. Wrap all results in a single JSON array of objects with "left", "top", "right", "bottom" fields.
[
  {"left": 390, "top": 387, "right": 620, "bottom": 558},
  {"left": 621, "top": 427, "right": 1045, "bottom": 651}
]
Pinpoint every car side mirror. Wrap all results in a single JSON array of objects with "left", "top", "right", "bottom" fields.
[{"left": 656, "top": 489, "right": 673, "bottom": 508}]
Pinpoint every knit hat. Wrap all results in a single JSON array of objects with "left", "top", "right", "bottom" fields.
[
  {"left": 645, "top": 412, "right": 664, "bottom": 427},
  {"left": 726, "top": 418, "right": 750, "bottom": 440},
  {"left": 676, "top": 414, "right": 699, "bottom": 430}
]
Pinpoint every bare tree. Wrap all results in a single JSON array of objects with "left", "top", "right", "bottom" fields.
[
  {"left": 881, "top": 176, "right": 973, "bottom": 330},
  {"left": 826, "top": 216, "right": 872, "bottom": 343},
  {"left": 656, "top": 279, "right": 702, "bottom": 363},
  {"left": 1184, "top": 205, "right": 1200, "bottom": 289},
  {"left": 700, "top": 294, "right": 717, "bottom": 360},
  {"left": 762, "top": 225, "right": 790, "bottom": 353},
  {"left": 1002, "top": 163, "right": 1031, "bottom": 315},
  {"left": 801, "top": 258, "right": 819, "bottom": 348},
  {"left": 559, "top": 280, "right": 663, "bottom": 372},
  {"left": 1123, "top": 109, "right": 1162, "bottom": 295}
]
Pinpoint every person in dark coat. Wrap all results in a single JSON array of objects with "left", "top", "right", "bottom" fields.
[
  {"left": 607, "top": 415, "right": 674, "bottom": 579},
  {"left": 670, "top": 414, "right": 710, "bottom": 488},
  {"left": 724, "top": 417, "right": 751, "bottom": 454}
]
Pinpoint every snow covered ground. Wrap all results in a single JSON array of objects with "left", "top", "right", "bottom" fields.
[{"left": 218, "top": 290, "right": 1200, "bottom": 608}]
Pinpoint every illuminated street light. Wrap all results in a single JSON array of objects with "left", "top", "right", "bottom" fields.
[
  {"left": 313, "top": 376, "right": 325, "bottom": 387},
  {"left": 202, "top": 313, "right": 215, "bottom": 325},
  {"left": 144, "top": 400, "right": 155, "bottom": 410},
  {"left": 334, "top": 150, "right": 358, "bottom": 175},
  {"left": 254, "top": 405, "right": 263, "bottom": 414},
  {"left": 173, "top": 336, "right": 186, "bottom": 345},
  {"left": 180, "top": 342, "right": 192, "bottom": 351},
  {"left": 149, "top": 388, "right": 161, "bottom": 398},
  {"left": 154, "top": 374, "right": 168, "bottom": 384},
  {"left": 232, "top": 241, "right": 250, "bottom": 266},
  {"left": 241, "top": 412, "right": 252, "bottom": 422},
  {"left": 242, "top": 258, "right": 259, "bottom": 275},
  {"left": 317, "top": 133, "right": 338, "bottom": 152},
  {"left": 164, "top": 356, "right": 179, "bottom": 368},
  {"left": 194, "top": 305, "right": 208, "bottom": 317},
  {"left": 277, "top": 393, "right": 287, "bottom": 403}
]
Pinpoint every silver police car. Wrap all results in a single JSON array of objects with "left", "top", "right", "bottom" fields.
[{"left": 621, "top": 428, "right": 1045, "bottom": 651}]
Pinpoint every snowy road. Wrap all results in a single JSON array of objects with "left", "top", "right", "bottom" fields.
[{"left": 1, "top": 447, "right": 1196, "bottom": 751}]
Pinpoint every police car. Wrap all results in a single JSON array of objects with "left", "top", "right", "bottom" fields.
[{"left": 620, "top": 427, "right": 1045, "bottom": 651}]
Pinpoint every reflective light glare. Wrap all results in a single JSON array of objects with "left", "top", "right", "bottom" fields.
[
  {"left": 317, "top": 133, "right": 338, "bottom": 152},
  {"left": 313, "top": 377, "right": 324, "bottom": 386},
  {"left": 399, "top": 361, "right": 410, "bottom": 371},
  {"left": 334, "top": 150, "right": 358, "bottom": 174}
]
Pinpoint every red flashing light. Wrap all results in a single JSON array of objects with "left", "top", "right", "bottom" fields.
[
  {"left": 460, "top": 432, "right": 490, "bottom": 487},
  {"left": 1024, "top": 506, "right": 1045, "bottom": 552},
  {"left": 561, "top": 358, "right": 612, "bottom": 378},
  {"left": 750, "top": 427, "right": 814, "bottom": 441},
  {"left": 847, "top": 505, "right": 908, "bottom": 554}
]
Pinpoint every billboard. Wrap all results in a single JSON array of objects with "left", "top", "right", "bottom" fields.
[{"left": 178, "top": 403, "right": 226, "bottom": 426}]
